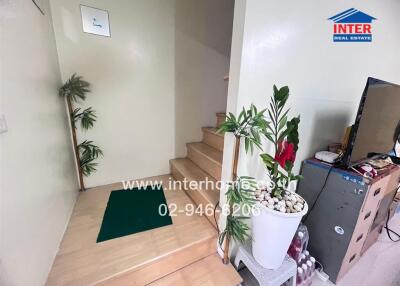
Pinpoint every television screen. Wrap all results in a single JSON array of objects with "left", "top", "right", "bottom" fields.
[{"left": 345, "top": 77, "right": 400, "bottom": 166}]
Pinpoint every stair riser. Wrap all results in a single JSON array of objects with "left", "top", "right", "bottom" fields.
[
  {"left": 171, "top": 162, "right": 219, "bottom": 228},
  {"left": 202, "top": 131, "right": 224, "bottom": 152},
  {"left": 98, "top": 237, "right": 216, "bottom": 286},
  {"left": 216, "top": 114, "right": 226, "bottom": 128},
  {"left": 187, "top": 147, "right": 221, "bottom": 181}
]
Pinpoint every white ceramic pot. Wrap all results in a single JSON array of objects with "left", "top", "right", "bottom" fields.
[{"left": 251, "top": 196, "right": 308, "bottom": 269}]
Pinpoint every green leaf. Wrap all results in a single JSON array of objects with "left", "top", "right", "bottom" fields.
[
  {"left": 268, "top": 109, "right": 276, "bottom": 127},
  {"left": 278, "top": 108, "right": 290, "bottom": 121},
  {"left": 286, "top": 116, "right": 300, "bottom": 151},
  {"left": 278, "top": 115, "right": 287, "bottom": 131},
  {"left": 78, "top": 140, "right": 103, "bottom": 176},
  {"left": 228, "top": 112, "right": 237, "bottom": 122},
  {"left": 285, "top": 160, "right": 294, "bottom": 171},
  {"left": 80, "top": 107, "right": 97, "bottom": 130},
  {"left": 277, "top": 86, "right": 289, "bottom": 101},
  {"left": 238, "top": 107, "right": 246, "bottom": 123},
  {"left": 260, "top": 153, "right": 275, "bottom": 170},
  {"left": 264, "top": 132, "right": 275, "bottom": 144},
  {"left": 59, "top": 73, "right": 91, "bottom": 102},
  {"left": 273, "top": 85, "right": 279, "bottom": 101},
  {"left": 218, "top": 230, "right": 227, "bottom": 246}
]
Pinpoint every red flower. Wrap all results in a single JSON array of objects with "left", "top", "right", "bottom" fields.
[{"left": 275, "top": 140, "right": 296, "bottom": 168}]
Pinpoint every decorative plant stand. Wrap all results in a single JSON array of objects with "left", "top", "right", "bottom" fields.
[{"left": 234, "top": 243, "right": 296, "bottom": 286}]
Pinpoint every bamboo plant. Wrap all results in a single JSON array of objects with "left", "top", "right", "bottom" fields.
[
  {"left": 59, "top": 74, "right": 103, "bottom": 191},
  {"left": 217, "top": 104, "right": 269, "bottom": 264}
]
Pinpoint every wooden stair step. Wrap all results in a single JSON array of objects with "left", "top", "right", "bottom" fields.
[
  {"left": 170, "top": 158, "right": 220, "bottom": 228},
  {"left": 187, "top": 142, "right": 222, "bottom": 181},
  {"left": 148, "top": 253, "right": 242, "bottom": 286},
  {"left": 216, "top": 112, "right": 226, "bottom": 128},
  {"left": 202, "top": 127, "right": 224, "bottom": 152},
  {"left": 170, "top": 158, "right": 219, "bottom": 205},
  {"left": 45, "top": 176, "right": 217, "bottom": 286}
]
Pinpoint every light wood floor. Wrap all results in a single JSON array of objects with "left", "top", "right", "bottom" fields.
[
  {"left": 46, "top": 175, "right": 217, "bottom": 286},
  {"left": 148, "top": 254, "right": 242, "bottom": 286}
]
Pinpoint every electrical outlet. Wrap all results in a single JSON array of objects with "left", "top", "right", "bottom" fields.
[{"left": 0, "top": 113, "right": 8, "bottom": 134}]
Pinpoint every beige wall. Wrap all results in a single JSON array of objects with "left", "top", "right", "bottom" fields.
[
  {"left": 50, "top": 0, "right": 176, "bottom": 188},
  {"left": 50, "top": 0, "right": 233, "bottom": 187},
  {"left": 0, "top": 1, "right": 79, "bottom": 285},
  {"left": 174, "top": 0, "right": 233, "bottom": 157}
]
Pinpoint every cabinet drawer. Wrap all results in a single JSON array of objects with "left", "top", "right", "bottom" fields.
[
  {"left": 340, "top": 212, "right": 371, "bottom": 282},
  {"left": 361, "top": 223, "right": 384, "bottom": 255},
  {"left": 337, "top": 244, "right": 363, "bottom": 282},
  {"left": 362, "top": 176, "right": 390, "bottom": 212},
  {"left": 386, "top": 169, "right": 400, "bottom": 195}
]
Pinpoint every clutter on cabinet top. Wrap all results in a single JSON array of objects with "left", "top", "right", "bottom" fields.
[
  {"left": 315, "top": 151, "right": 340, "bottom": 164},
  {"left": 328, "top": 143, "right": 343, "bottom": 154},
  {"left": 367, "top": 158, "right": 393, "bottom": 169},
  {"left": 355, "top": 164, "right": 378, "bottom": 178}
]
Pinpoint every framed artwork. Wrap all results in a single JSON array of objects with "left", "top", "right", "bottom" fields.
[
  {"left": 80, "top": 5, "right": 111, "bottom": 37},
  {"left": 32, "top": 0, "right": 45, "bottom": 15}
]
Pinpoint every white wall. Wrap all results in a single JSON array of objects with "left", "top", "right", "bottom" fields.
[
  {"left": 221, "top": 0, "right": 400, "bottom": 203},
  {"left": 174, "top": 0, "right": 233, "bottom": 157},
  {"left": 50, "top": 0, "right": 233, "bottom": 187},
  {"left": 0, "top": 1, "right": 79, "bottom": 285},
  {"left": 50, "top": 0, "right": 176, "bottom": 188}
]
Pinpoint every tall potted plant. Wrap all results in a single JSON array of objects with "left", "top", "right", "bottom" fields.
[
  {"left": 252, "top": 85, "right": 308, "bottom": 269},
  {"left": 217, "top": 105, "right": 268, "bottom": 264}
]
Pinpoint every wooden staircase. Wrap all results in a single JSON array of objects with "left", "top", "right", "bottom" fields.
[
  {"left": 46, "top": 112, "right": 241, "bottom": 286},
  {"left": 170, "top": 114, "right": 226, "bottom": 228},
  {"left": 163, "top": 112, "right": 242, "bottom": 285}
]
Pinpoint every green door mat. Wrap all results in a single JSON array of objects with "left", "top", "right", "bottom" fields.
[{"left": 97, "top": 185, "right": 172, "bottom": 243}]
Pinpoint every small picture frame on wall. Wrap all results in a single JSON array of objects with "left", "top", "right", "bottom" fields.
[
  {"left": 80, "top": 5, "right": 111, "bottom": 37},
  {"left": 32, "top": 0, "right": 45, "bottom": 15}
]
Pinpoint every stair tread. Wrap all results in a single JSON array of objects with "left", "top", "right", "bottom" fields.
[
  {"left": 187, "top": 142, "right": 223, "bottom": 166},
  {"left": 170, "top": 158, "right": 219, "bottom": 206},
  {"left": 148, "top": 253, "right": 242, "bottom": 286},
  {"left": 202, "top": 127, "right": 224, "bottom": 137},
  {"left": 45, "top": 175, "right": 217, "bottom": 286}
]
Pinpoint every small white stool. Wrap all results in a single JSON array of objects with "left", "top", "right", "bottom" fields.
[{"left": 234, "top": 243, "right": 297, "bottom": 286}]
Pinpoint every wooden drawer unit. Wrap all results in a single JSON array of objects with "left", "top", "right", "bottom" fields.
[
  {"left": 361, "top": 223, "right": 384, "bottom": 255},
  {"left": 386, "top": 168, "right": 400, "bottom": 195},
  {"left": 297, "top": 159, "right": 400, "bottom": 283}
]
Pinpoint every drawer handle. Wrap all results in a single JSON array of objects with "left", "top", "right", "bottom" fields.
[
  {"left": 356, "top": 234, "right": 364, "bottom": 242},
  {"left": 334, "top": 226, "right": 344, "bottom": 235},
  {"left": 373, "top": 188, "right": 381, "bottom": 196},
  {"left": 349, "top": 254, "right": 356, "bottom": 263},
  {"left": 364, "top": 211, "right": 371, "bottom": 220}
]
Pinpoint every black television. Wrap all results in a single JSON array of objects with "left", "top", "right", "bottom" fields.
[{"left": 343, "top": 77, "right": 400, "bottom": 167}]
